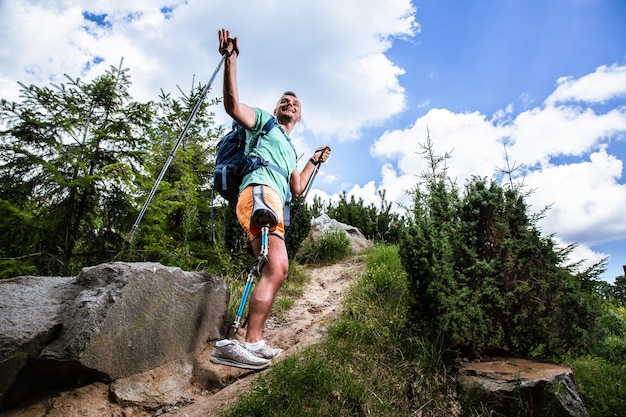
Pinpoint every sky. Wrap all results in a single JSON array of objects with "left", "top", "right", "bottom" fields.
[{"left": 1, "top": 0, "right": 625, "bottom": 282}]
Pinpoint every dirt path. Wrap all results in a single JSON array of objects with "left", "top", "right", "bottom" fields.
[
  {"left": 1, "top": 256, "right": 365, "bottom": 417},
  {"left": 171, "top": 256, "right": 365, "bottom": 417}
]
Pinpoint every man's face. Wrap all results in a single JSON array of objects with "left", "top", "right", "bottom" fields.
[{"left": 274, "top": 94, "right": 301, "bottom": 124}]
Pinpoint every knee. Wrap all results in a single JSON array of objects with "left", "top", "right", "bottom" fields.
[
  {"left": 265, "top": 259, "right": 288, "bottom": 286},
  {"left": 275, "top": 256, "right": 289, "bottom": 278},
  {"left": 266, "top": 238, "right": 289, "bottom": 278}
]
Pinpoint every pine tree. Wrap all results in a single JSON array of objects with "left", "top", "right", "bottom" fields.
[{"left": 0, "top": 60, "right": 152, "bottom": 276}]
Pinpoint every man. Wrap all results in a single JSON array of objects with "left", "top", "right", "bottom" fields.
[{"left": 211, "top": 29, "right": 331, "bottom": 370}]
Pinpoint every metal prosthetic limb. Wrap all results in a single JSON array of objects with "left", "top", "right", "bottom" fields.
[{"left": 227, "top": 224, "right": 270, "bottom": 337}]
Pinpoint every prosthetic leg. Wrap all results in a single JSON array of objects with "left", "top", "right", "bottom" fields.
[
  {"left": 227, "top": 223, "right": 270, "bottom": 337},
  {"left": 227, "top": 185, "right": 280, "bottom": 336}
]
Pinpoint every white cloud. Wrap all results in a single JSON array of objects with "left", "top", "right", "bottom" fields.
[
  {"left": 344, "top": 180, "right": 379, "bottom": 206},
  {"left": 372, "top": 108, "right": 507, "bottom": 184},
  {"left": 523, "top": 148, "right": 626, "bottom": 244},
  {"left": 339, "top": 165, "right": 413, "bottom": 213},
  {"left": 547, "top": 64, "right": 626, "bottom": 105},
  {"left": 508, "top": 104, "right": 626, "bottom": 167},
  {"left": 0, "top": 0, "right": 417, "bottom": 143},
  {"left": 552, "top": 236, "right": 609, "bottom": 276}
]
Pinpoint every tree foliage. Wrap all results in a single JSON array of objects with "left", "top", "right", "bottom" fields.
[
  {"left": 120, "top": 80, "right": 227, "bottom": 271},
  {"left": 317, "top": 190, "right": 402, "bottom": 244},
  {"left": 614, "top": 275, "right": 626, "bottom": 305},
  {"left": 398, "top": 136, "right": 604, "bottom": 357},
  {"left": 0, "top": 63, "right": 322, "bottom": 278},
  {"left": 286, "top": 196, "right": 313, "bottom": 259},
  {"left": 0, "top": 60, "right": 152, "bottom": 276}
]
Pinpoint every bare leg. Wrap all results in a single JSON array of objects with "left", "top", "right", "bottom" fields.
[{"left": 245, "top": 234, "right": 288, "bottom": 343}]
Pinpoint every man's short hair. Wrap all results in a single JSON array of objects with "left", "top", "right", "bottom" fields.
[{"left": 283, "top": 91, "right": 297, "bottom": 98}]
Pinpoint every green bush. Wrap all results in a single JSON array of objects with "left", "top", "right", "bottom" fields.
[
  {"left": 319, "top": 191, "right": 403, "bottom": 243},
  {"left": 588, "top": 305, "right": 626, "bottom": 363},
  {"left": 398, "top": 142, "right": 603, "bottom": 358},
  {"left": 285, "top": 197, "right": 313, "bottom": 259}
]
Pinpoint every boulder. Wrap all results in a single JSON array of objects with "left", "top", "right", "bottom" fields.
[
  {"left": 0, "top": 275, "right": 78, "bottom": 408},
  {"left": 0, "top": 262, "right": 229, "bottom": 410},
  {"left": 310, "top": 214, "right": 372, "bottom": 253},
  {"left": 459, "top": 357, "right": 588, "bottom": 417}
]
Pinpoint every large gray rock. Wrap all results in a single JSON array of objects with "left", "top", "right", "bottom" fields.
[
  {"left": 0, "top": 262, "right": 229, "bottom": 410},
  {"left": 0, "top": 275, "right": 78, "bottom": 407},
  {"left": 310, "top": 214, "right": 372, "bottom": 253},
  {"left": 459, "top": 358, "right": 589, "bottom": 417}
]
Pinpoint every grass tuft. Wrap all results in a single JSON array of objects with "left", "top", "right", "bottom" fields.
[{"left": 296, "top": 229, "right": 352, "bottom": 265}]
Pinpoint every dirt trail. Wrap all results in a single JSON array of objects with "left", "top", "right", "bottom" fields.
[
  {"left": 173, "top": 256, "right": 365, "bottom": 417},
  {"left": 1, "top": 256, "right": 365, "bottom": 417}
]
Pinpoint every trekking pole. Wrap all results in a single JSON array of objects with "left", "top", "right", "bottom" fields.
[
  {"left": 126, "top": 54, "right": 227, "bottom": 243},
  {"left": 285, "top": 146, "right": 328, "bottom": 238}
]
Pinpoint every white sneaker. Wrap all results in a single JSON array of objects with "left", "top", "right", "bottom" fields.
[
  {"left": 210, "top": 339, "right": 270, "bottom": 370},
  {"left": 247, "top": 341, "right": 284, "bottom": 359}
]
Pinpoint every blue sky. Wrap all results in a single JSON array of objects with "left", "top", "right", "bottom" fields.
[{"left": 1, "top": 0, "right": 625, "bottom": 282}]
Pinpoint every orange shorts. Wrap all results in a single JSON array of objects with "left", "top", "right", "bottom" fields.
[{"left": 236, "top": 185, "right": 285, "bottom": 240}]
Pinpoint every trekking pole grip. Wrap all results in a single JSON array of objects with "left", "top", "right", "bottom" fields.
[
  {"left": 315, "top": 146, "right": 331, "bottom": 164},
  {"left": 220, "top": 38, "right": 239, "bottom": 57}
]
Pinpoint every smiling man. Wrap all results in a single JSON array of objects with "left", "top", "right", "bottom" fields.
[{"left": 210, "top": 29, "right": 331, "bottom": 370}]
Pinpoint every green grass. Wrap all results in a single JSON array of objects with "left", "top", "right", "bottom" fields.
[
  {"left": 567, "top": 356, "right": 626, "bottom": 417},
  {"left": 219, "top": 244, "right": 626, "bottom": 417},
  {"left": 296, "top": 229, "right": 353, "bottom": 265},
  {"left": 221, "top": 244, "right": 461, "bottom": 416}
]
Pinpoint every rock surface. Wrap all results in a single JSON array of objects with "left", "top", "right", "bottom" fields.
[
  {"left": 0, "top": 262, "right": 228, "bottom": 410},
  {"left": 459, "top": 358, "right": 589, "bottom": 417},
  {"left": 0, "top": 275, "right": 79, "bottom": 408}
]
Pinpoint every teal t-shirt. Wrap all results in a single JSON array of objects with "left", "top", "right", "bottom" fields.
[{"left": 240, "top": 108, "right": 297, "bottom": 203}]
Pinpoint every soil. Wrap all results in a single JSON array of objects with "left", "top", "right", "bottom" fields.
[{"left": 0, "top": 256, "right": 365, "bottom": 417}]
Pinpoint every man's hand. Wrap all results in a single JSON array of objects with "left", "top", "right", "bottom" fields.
[
  {"left": 218, "top": 28, "right": 239, "bottom": 57},
  {"left": 314, "top": 146, "right": 331, "bottom": 164}
]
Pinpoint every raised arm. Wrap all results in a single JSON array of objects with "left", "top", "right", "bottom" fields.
[{"left": 218, "top": 29, "right": 256, "bottom": 129}]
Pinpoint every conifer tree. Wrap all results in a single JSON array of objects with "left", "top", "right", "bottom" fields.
[
  {"left": 0, "top": 60, "right": 152, "bottom": 276},
  {"left": 399, "top": 135, "right": 604, "bottom": 357}
]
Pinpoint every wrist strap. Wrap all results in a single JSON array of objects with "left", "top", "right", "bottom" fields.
[{"left": 309, "top": 158, "right": 319, "bottom": 166}]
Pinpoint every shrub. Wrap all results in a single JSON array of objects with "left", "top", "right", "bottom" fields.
[
  {"left": 398, "top": 140, "right": 603, "bottom": 357},
  {"left": 285, "top": 196, "right": 313, "bottom": 259},
  {"left": 321, "top": 190, "right": 403, "bottom": 243}
]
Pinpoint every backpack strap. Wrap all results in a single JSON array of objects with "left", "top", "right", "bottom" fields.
[{"left": 250, "top": 116, "right": 297, "bottom": 184}]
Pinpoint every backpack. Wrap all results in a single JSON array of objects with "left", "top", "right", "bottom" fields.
[{"left": 213, "top": 117, "right": 294, "bottom": 204}]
